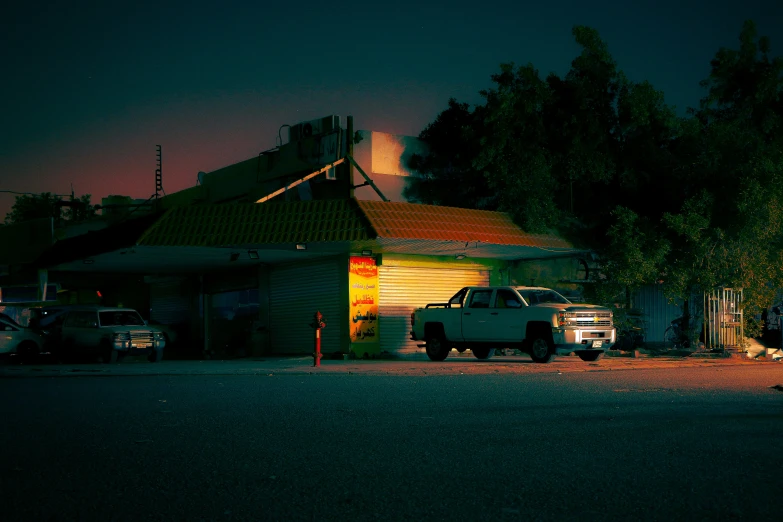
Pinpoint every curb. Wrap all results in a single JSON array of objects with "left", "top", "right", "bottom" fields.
[{"left": 0, "top": 354, "right": 773, "bottom": 379}]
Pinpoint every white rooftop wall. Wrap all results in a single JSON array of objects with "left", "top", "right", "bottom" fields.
[{"left": 351, "top": 131, "right": 428, "bottom": 202}]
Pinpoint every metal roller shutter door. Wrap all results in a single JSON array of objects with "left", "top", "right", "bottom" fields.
[
  {"left": 150, "top": 280, "right": 191, "bottom": 324},
  {"left": 379, "top": 266, "right": 490, "bottom": 354},
  {"left": 270, "top": 261, "right": 341, "bottom": 354}
]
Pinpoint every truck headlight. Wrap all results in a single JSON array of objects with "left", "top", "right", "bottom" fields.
[
  {"left": 113, "top": 332, "right": 130, "bottom": 349},
  {"left": 557, "top": 311, "right": 576, "bottom": 327}
]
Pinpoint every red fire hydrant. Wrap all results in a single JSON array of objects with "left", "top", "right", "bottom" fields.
[{"left": 310, "top": 311, "right": 326, "bottom": 367}]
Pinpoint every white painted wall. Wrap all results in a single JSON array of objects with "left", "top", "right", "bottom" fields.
[{"left": 352, "top": 130, "right": 428, "bottom": 202}]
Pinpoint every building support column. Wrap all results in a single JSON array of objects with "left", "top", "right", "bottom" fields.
[
  {"left": 257, "top": 264, "right": 270, "bottom": 356},
  {"left": 203, "top": 292, "right": 211, "bottom": 358},
  {"left": 37, "top": 269, "right": 48, "bottom": 302}
]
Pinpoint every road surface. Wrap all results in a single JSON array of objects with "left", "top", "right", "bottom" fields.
[{"left": 1, "top": 364, "right": 782, "bottom": 521}]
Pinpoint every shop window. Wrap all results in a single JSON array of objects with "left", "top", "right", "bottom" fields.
[{"left": 208, "top": 288, "right": 260, "bottom": 357}]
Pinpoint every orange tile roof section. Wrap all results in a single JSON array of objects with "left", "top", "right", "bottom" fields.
[{"left": 355, "top": 200, "right": 572, "bottom": 249}]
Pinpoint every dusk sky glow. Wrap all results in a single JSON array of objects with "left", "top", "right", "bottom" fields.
[{"left": 3, "top": 0, "right": 782, "bottom": 219}]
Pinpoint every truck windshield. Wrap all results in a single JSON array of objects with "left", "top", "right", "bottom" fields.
[
  {"left": 99, "top": 311, "right": 146, "bottom": 327},
  {"left": 516, "top": 289, "right": 571, "bottom": 306}
]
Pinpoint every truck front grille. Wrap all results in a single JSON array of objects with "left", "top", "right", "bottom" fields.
[
  {"left": 130, "top": 332, "right": 154, "bottom": 343},
  {"left": 570, "top": 312, "right": 613, "bottom": 328}
]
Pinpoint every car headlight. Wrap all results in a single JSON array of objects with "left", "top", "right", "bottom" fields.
[{"left": 114, "top": 332, "right": 130, "bottom": 341}]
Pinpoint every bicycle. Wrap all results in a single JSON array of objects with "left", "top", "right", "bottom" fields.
[
  {"left": 615, "top": 313, "right": 647, "bottom": 352},
  {"left": 664, "top": 316, "right": 691, "bottom": 349}
]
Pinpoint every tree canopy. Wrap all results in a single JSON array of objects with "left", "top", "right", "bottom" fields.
[
  {"left": 407, "top": 21, "right": 783, "bottom": 328},
  {"left": 3, "top": 193, "right": 96, "bottom": 226}
]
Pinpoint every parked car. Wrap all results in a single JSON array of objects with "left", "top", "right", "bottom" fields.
[
  {"left": 57, "top": 306, "right": 166, "bottom": 363},
  {"left": 0, "top": 316, "right": 45, "bottom": 362}
]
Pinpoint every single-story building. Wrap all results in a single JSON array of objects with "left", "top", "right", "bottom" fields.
[{"left": 29, "top": 198, "right": 582, "bottom": 358}]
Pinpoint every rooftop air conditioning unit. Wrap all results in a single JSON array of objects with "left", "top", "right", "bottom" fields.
[{"left": 288, "top": 115, "right": 340, "bottom": 143}]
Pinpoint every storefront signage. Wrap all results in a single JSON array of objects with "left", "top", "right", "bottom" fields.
[{"left": 349, "top": 256, "right": 379, "bottom": 355}]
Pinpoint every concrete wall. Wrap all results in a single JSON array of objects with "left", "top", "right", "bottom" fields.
[
  {"left": 196, "top": 129, "right": 353, "bottom": 204},
  {"left": 199, "top": 156, "right": 267, "bottom": 203}
]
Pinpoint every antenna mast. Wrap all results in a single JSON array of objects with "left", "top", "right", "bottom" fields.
[{"left": 155, "top": 145, "right": 163, "bottom": 208}]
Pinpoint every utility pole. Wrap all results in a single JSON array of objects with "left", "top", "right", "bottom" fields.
[{"left": 347, "top": 116, "right": 354, "bottom": 199}]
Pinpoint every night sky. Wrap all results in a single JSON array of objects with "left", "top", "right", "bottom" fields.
[{"left": 3, "top": 0, "right": 781, "bottom": 219}]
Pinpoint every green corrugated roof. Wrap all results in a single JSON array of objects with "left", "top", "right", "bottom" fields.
[{"left": 137, "top": 200, "right": 373, "bottom": 247}]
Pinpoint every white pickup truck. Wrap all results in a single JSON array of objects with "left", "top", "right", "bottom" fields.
[{"left": 410, "top": 286, "right": 615, "bottom": 363}]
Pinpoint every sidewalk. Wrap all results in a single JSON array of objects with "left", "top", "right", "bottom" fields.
[{"left": 1, "top": 348, "right": 777, "bottom": 378}]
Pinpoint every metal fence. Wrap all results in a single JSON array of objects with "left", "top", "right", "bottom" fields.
[
  {"left": 632, "top": 284, "right": 684, "bottom": 343},
  {"left": 704, "top": 288, "right": 744, "bottom": 351}
]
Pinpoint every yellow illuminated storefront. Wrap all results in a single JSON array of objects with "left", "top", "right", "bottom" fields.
[{"left": 349, "top": 256, "right": 380, "bottom": 358}]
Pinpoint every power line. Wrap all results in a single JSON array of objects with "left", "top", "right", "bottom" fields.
[{"left": 0, "top": 189, "right": 71, "bottom": 197}]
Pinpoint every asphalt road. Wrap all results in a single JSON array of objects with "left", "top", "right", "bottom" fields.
[{"left": 1, "top": 365, "right": 782, "bottom": 522}]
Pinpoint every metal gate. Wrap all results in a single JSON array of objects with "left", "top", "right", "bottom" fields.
[
  {"left": 150, "top": 279, "right": 191, "bottom": 325},
  {"left": 378, "top": 266, "right": 491, "bottom": 355},
  {"left": 632, "top": 284, "right": 684, "bottom": 343},
  {"left": 269, "top": 259, "right": 341, "bottom": 355},
  {"left": 704, "top": 288, "right": 743, "bottom": 351}
]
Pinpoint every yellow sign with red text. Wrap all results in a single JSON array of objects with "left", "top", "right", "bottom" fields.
[{"left": 349, "top": 256, "right": 379, "bottom": 356}]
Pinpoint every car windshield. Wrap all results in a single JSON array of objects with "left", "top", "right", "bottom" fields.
[
  {"left": 0, "top": 313, "right": 21, "bottom": 327},
  {"left": 1, "top": 318, "right": 21, "bottom": 330},
  {"left": 516, "top": 289, "right": 572, "bottom": 306},
  {"left": 99, "top": 311, "right": 146, "bottom": 327}
]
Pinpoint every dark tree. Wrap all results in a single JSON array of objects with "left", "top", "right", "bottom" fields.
[
  {"left": 4, "top": 193, "right": 96, "bottom": 225},
  {"left": 407, "top": 21, "right": 782, "bottom": 325},
  {"left": 404, "top": 98, "right": 494, "bottom": 209}
]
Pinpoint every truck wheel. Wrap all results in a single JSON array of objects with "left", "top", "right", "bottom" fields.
[
  {"left": 17, "top": 341, "right": 38, "bottom": 364},
  {"left": 578, "top": 351, "right": 603, "bottom": 362},
  {"left": 529, "top": 337, "right": 555, "bottom": 363},
  {"left": 56, "top": 339, "right": 75, "bottom": 364},
  {"left": 471, "top": 347, "right": 494, "bottom": 360},
  {"left": 425, "top": 333, "right": 450, "bottom": 361}
]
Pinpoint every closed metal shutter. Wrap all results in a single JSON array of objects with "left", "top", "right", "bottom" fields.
[
  {"left": 379, "top": 266, "right": 490, "bottom": 354},
  {"left": 270, "top": 259, "right": 341, "bottom": 354},
  {"left": 150, "top": 279, "right": 191, "bottom": 325}
]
